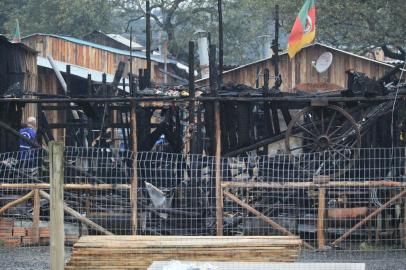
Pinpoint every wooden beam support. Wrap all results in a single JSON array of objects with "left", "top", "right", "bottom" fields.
[
  {"left": 332, "top": 189, "right": 406, "bottom": 247},
  {"left": 215, "top": 100, "right": 223, "bottom": 236},
  {"left": 317, "top": 188, "right": 326, "bottom": 249},
  {"left": 40, "top": 190, "right": 113, "bottom": 236},
  {"left": 217, "top": 0, "right": 223, "bottom": 86},
  {"left": 130, "top": 100, "right": 138, "bottom": 235},
  {"left": 0, "top": 190, "right": 34, "bottom": 215},
  {"left": 188, "top": 41, "right": 197, "bottom": 154},
  {"left": 145, "top": 0, "right": 151, "bottom": 85},
  {"left": 223, "top": 190, "right": 313, "bottom": 249},
  {"left": 32, "top": 189, "right": 40, "bottom": 245},
  {"left": 2, "top": 180, "right": 406, "bottom": 190},
  {"left": 49, "top": 141, "right": 64, "bottom": 270},
  {"left": 0, "top": 183, "right": 131, "bottom": 190},
  {"left": 221, "top": 180, "right": 406, "bottom": 189}
]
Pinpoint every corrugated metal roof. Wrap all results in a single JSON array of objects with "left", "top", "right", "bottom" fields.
[
  {"left": 106, "top": 34, "right": 144, "bottom": 50},
  {"left": 37, "top": 56, "right": 128, "bottom": 91}
]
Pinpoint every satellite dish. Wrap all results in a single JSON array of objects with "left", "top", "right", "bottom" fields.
[{"left": 312, "top": 52, "right": 333, "bottom": 73}]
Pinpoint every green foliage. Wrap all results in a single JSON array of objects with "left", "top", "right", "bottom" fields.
[
  {"left": 1, "top": 0, "right": 115, "bottom": 38},
  {"left": 0, "top": 0, "right": 405, "bottom": 65}
]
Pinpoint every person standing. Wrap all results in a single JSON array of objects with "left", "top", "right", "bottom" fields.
[{"left": 19, "top": 116, "right": 37, "bottom": 162}]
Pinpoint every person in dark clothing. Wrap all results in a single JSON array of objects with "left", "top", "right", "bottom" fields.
[{"left": 19, "top": 116, "right": 37, "bottom": 163}]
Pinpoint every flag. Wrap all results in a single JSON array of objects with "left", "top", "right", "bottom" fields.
[
  {"left": 11, "top": 19, "right": 21, "bottom": 43},
  {"left": 287, "top": 0, "right": 316, "bottom": 58}
]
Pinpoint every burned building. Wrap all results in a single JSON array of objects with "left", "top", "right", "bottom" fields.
[
  {"left": 197, "top": 43, "right": 395, "bottom": 92},
  {"left": 0, "top": 35, "right": 37, "bottom": 153},
  {"left": 22, "top": 33, "right": 188, "bottom": 84}
]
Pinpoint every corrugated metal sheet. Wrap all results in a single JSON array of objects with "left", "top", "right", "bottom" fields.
[
  {"left": 37, "top": 56, "right": 128, "bottom": 92},
  {"left": 106, "top": 34, "right": 144, "bottom": 50},
  {"left": 37, "top": 56, "right": 128, "bottom": 87}
]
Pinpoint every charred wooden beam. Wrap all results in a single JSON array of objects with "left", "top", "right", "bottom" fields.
[
  {"left": 188, "top": 41, "right": 198, "bottom": 154},
  {"left": 382, "top": 45, "right": 406, "bottom": 61},
  {"left": 145, "top": 0, "right": 152, "bottom": 86},
  {"left": 217, "top": 0, "right": 224, "bottom": 86}
]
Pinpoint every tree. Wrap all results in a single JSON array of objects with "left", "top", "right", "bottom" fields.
[
  {"left": 1, "top": 0, "right": 115, "bottom": 38},
  {"left": 114, "top": 0, "right": 215, "bottom": 58}
]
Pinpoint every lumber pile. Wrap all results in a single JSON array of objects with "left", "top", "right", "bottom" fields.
[{"left": 65, "top": 235, "right": 302, "bottom": 270}]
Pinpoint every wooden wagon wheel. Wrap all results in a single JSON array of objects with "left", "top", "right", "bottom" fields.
[{"left": 285, "top": 105, "right": 361, "bottom": 177}]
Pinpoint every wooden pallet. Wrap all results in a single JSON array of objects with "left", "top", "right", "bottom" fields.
[{"left": 65, "top": 235, "right": 302, "bottom": 270}]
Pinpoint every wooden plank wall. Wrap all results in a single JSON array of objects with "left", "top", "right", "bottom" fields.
[
  {"left": 0, "top": 40, "right": 37, "bottom": 152},
  {"left": 198, "top": 44, "right": 392, "bottom": 92},
  {"left": 37, "top": 67, "right": 65, "bottom": 141},
  {"left": 23, "top": 35, "right": 167, "bottom": 82}
]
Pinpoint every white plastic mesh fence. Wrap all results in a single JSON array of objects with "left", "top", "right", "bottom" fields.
[{"left": 1, "top": 147, "right": 406, "bottom": 269}]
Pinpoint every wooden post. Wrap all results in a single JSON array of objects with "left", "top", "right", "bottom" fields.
[
  {"left": 102, "top": 73, "right": 107, "bottom": 96},
  {"left": 49, "top": 141, "right": 64, "bottom": 270},
  {"left": 188, "top": 41, "right": 197, "bottom": 154},
  {"left": 66, "top": 65, "right": 71, "bottom": 96},
  {"left": 317, "top": 188, "right": 326, "bottom": 249},
  {"left": 87, "top": 74, "right": 92, "bottom": 96},
  {"left": 32, "top": 189, "right": 40, "bottom": 245},
  {"left": 145, "top": 0, "right": 151, "bottom": 86},
  {"left": 217, "top": 0, "right": 223, "bottom": 86},
  {"left": 272, "top": 5, "right": 280, "bottom": 81},
  {"left": 264, "top": 68, "right": 270, "bottom": 89},
  {"left": 215, "top": 100, "right": 223, "bottom": 236},
  {"left": 208, "top": 43, "right": 223, "bottom": 235},
  {"left": 130, "top": 101, "right": 138, "bottom": 235}
]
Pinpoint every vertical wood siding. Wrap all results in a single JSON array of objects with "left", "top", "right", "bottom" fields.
[{"left": 198, "top": 44, "right": 393, "bottom": 92}]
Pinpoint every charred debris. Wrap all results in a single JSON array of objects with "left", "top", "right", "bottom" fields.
[{"left": 1, "top": 2, "right": 406, "bottom": 241}]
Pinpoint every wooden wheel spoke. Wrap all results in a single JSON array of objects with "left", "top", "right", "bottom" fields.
[
  {"left": 296, "top": 122, "right": 318, "bottom": 138},
  {"left": 328, "top": 123, "right": 347, "bottom": 137},
  {"left": 325, "top": 111, "right": 337, "bottom": 135},
  {"left": 330, "top": 141, "right": 350, "bottom": 149},
  {"left": 291, "top": 134, "right": 314, "bottom": 141},
  {"left": 290, "top": 143, "right": 315, "bottom": 152},
  {"left": 321, "top": 109, "right": 325, "bottom": 134},
  {"left": 331, "top": 148, "right": 349, "bottom": 160},
  {"left": 308, "top": 112, "right": 321, "bottom": 135}
]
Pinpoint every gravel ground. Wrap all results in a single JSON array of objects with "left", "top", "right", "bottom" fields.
[
  {"left": 1, "top": 247, "right": 406, "bottom": 270},
  {"left": 0, "top": 246, "right": 71, "bottom": 270}
]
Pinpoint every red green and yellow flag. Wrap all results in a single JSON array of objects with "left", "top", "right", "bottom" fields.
[{"left": 287, "top": 0, "right": 316, "bottom": 58}]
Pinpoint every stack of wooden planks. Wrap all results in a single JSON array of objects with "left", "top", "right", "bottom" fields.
[{"left": 65, "top": 235, "right": 302, "bottom": 270}]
